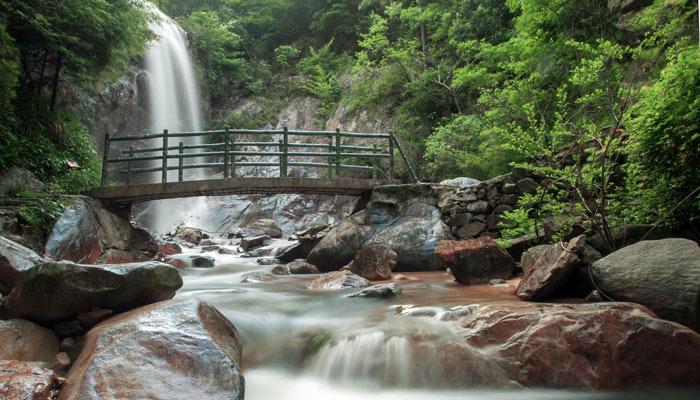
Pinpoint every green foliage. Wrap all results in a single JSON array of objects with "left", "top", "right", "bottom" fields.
[
  {"left": 626, "top": 48, "right": 700, "bottom": 227},
  {"left": 9, "top": 191, "right": 67, "bottom": 235}
]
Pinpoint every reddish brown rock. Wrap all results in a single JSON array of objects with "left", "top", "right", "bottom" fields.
[
  {"left": 158, "top": 241, "right": 182, "bottom": 257},
  {"left": 0, "top": 319, "right": 59, "bottom": 363},
  {"left": 0, "top": 360, "right": 61, "bottom": 400},
  {"left": 344, "top": 243, "right": 396, "bottom": 280},
  {"left": 516, "top": 235, "right": 587, "bottom": 301},
  {"left": 457, "top": 302, "right": 700, "bottom": 389},
  {"left": 306, "top": 270, "right": 370, "bottom": 291},
  {"left": 0, "top": 236, "right": 43, "bottom": 295},
  {"left": 436, "top": 238, "right": 515, "bottom": 285},
  {"left": 58, "top": 299, "right": 243, "bottom": 400},
  {"left": 174, "top": 226, "right": 207, "bottom": 245}
]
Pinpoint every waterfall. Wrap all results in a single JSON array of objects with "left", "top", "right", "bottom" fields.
[
  {"left": 309, "top": 332, "right": 413, "bottom": 386},
  {"left": 144, "top": 4, "right": 202, "bottom": 135},
  {"left": 140, "top": 3, "right": 207, "bottom": 232}
]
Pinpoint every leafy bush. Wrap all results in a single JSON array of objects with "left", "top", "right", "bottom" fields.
[
  {"left": 625, "top": 49, "right": 700, "bottom": 228},
  {"left": 8, "top": 190, "right": 67, "bottom": 236}
]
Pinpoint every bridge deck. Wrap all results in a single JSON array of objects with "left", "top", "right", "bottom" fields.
[{"left": 89, "top": 177, "right": 400, "bottom": 204}]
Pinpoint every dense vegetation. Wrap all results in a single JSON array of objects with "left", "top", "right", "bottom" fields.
[{"left": 0, "top": 0, "right": 698, "bottom": 243}]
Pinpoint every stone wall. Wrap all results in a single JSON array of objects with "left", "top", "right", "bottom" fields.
[{"left": 438, "top": 168, "right": 544, "bottom": 240}]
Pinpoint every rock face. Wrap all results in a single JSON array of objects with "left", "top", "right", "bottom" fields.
[
  {"left": 457, "top": 302, "right": 700, "bottom": 389},
  {"left": 0, "top": 360, "right": 61, "bottom": 400},
  {"left": 436, "top": 238, "right": 515, "bottom": 285},
  {"left": 238, "top": 219, "right": 283, "bottom": 239},
  {"left": 2, "top": 261, "right": 182, "bottom": 325},
  {"left": 344, "top": 243, "right": 396, "bottom": 280},
  {"left": 0, "top": 166, "right": 45, "bottom": 196},
  {"left": 307, "top": 184, "right": 452, "bottom": 272},
  {"left": 59, "top": 299, "right": 244, "bottom": 400},
  {"left": 306, "top": 270, "right": 370, "bottom": 291},
  {"left": 590, "top": 238, "right": 700, "bottom": 330},
  {"left": 0, "top": 319, "right": 59, "bottom": 363},
  {"left": 0, "top": 236, "right": 44, "bottom": 295},
  {"left": 44, "top": 197, "right": 158, "bottom": 264},
  {"left": 516, "top": 235, "right": 588, "bottom": 301}
]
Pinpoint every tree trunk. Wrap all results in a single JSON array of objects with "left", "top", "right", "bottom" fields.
[{"left": 50, "top": 52, "right": 63, "bottom": 114}]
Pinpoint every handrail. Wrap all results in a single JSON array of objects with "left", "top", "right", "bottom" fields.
[{"left": 100, "top": 128, "right": 418, "bottom": 186}]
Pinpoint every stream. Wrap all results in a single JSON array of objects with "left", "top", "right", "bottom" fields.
[{"left": 171, "top": 236, "right": 698, "bottom": 400}]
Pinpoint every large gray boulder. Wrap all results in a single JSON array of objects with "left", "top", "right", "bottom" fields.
[
  {"left": 45, "top": 196, "right": 158, "bottom": 264},
  {"left": 590, "top": 239, "right": 700, "bottom": 330},
  {"left": 58, "top": 299, "right": 244, "bottom": 400},
  {"left": 307, "top": 184, "right": 452, "bottom": 272},
  {"left": 0, "top": 236, "right": 43, "bottom": 295},
  {"left": 2, "top": 261, "right": 182, "bottom": 325}
]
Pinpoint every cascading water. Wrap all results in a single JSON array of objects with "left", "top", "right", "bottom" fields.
[{"left": 141, "top": 2, "right": 208, "bottom": 232}]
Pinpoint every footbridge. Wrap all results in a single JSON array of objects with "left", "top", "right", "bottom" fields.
[{"left": 89, "top": 128, "right": 417, "bottom": 205}]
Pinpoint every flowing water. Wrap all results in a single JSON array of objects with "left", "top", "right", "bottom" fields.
[{"left": 171, "top": 237, "right": 698, "bottom": 400}]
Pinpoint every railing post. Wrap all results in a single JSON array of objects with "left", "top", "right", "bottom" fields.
[
  {"left": 388, "top": 134, "right": 395, "bottom": 179},
  {"left": 126, "top": 146, "right": 133, "bottom": 185},
  {"left": 327, "top": 134, "right": 333, "bottom": 178},
  {"left": 372, "top": 144, "right": 378, "bottom": 180},
  {"left": 278, "top": 139, "right": 284, "bottom": 177},
  {"left": 282, "top": 126, "right": 288, "bottom": 177},
  {"left": 335, "top": 128, "right": 341, "bottom": 178},
  {"left": 178, "top": 142, "right": 184, "bottom": 182},
  {"left": 101, "top": 134, "right": 110, "bottom": 186},
  {"left": 223, "top": 128, "right": 230, "bottom": 179},
  {"left": 231, "top": 135, "right": 236, "bottom": 178},
  {"left": 161, "top": 129, "right": 168, "bottom": 183}
]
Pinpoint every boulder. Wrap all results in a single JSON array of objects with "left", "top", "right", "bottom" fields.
[
  {"left": 174, "top": 226, "right": 207, "bottom": 245},
  {"left": 306, "top": 212, "right": 374, "bottom": 271},
  {"left": 157, "top": 241, "right": 182, "bottom": 257},
  {"left": 516, "top": 235, "right": 587, "bottom": 301},
  {"left": 343, "top": 243, "right": 396, "bottom": 280},
  {"left": 286, "top": 259, "right": 320, "bottom": 274},
  {"left": 189, "top": 255, "right": 216, "bottom": 268},
  {"left": 240, "top": 235, "right": 270, "bottom": 251},
  {"left": 306, "top": 270, "right": 370, "bottom": 291},
  {"left": 458, "top": 302, "right": 700, "bottom": 388},
  {"left": 44, "top": 197, "right": 158, "bottom": 264},
  {"left": 238, "top": 219, "right": 283, "bottom": 238},
  {"left": 519, "top": 244, "right": 550, "bottom": 275},
  {"left": 0, "top": 319, "right": 59, "bottom": 363},
  {"left": 589, "top": 224, "right": 672, "bottom": 254},
  {"left": 58, "top": 299, "right": 244, "bottom": 400},
  {"left": 590, "top": 238, "right": 700, "bottom": 330},
  {"left": 0, "top": 166, "right": 45, "bottom": 196},
  {"left": 2, "top": 261, "right": 182, "bottom": 325},
  {"left": 346, "top": 283, "right": 401, "bottom": 299},
  {"left": 436, "top": 238, "right": 515, "bottom": 285},
  {"left": 277, "top": 225, "right": 330, "bottom": 263},
  {"left": 0, "top": 360, "right": 61, "bottom": 400},
  {"left": 0, "top": 236, "right": 44, "bottom": 295}
]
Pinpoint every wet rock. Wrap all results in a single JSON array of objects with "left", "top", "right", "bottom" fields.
[
  {"left": 189, "top": 255, "right": 215, "bottom": 268},
  {"left": 436, "top": 238, "right": 515, "bottom": 285},
  {"left": 0, "top": 360, "right": 61, "bottom": 400},
  {"left": 240, "top": 245, "right": 275, "bottom": 258},
  {"left": 458, "top": 302, "right": 700, "bottom": 389},
  {"left": 270, "top": 265, "right": 290, "bottom": 275},
  {"left": 0, "top": 319, "right": 59, "bottom": 363},
  {"left": 77, "top": 309, "right": 113, "bottom": 330},
  {"left": 277, "top": 225, "right": 330, "bottom": 263},
  {"left": 589, "top": 224, "right": 672, "bottom": 254},
  {"left": 439, "top": 177, "right": 480, "bottom": 188},
  {"left": 201, "top": 245, "right": 220, "bottom": 252},
  {"left": 238, "top": 218, "right": 283, "bottom": 239},
  {"left": 174, "top": 226, "right": 207, "bottom": 245},
  {"left": 51, "top": 352, "right": 71, "bottom": 374},
  {"left": 306, "top": 270, "right": 370, "bottom": 291},
  {"left": 218, "top": 247, "right": 237, "bottom": 255},
  {"left": 0, "top": 236, "right": 44, "bottom": 295},
  {"left": 516, "top": 235, "right": 587, "bottom": 301},
  {"left": 306, "top": 211, "right": 374, "bottom": 271},
  {"left": 59, "top": 299, "right": 244, "bottom": 400},
  {"left": 346, "top": 283, "right": 401, "bottom": 299},
  {"left": 51, "top": 321, "right": 83, "bottom": 338},
  {"left": 2, "top": 261, "right": 182, "bottom": 325},
  {"left": 0, "top": 166, "right": 45, "bottom": 196},
  {"left": 256, "top": 257, "right": 278, "bottom": 266},
  {"left": 590, "top": 238, "right": 700, "bottom": 330},
  {"left": 343, "top": 243, "right": 396, "bottom": 280},
  {"left": 240, "top": 235, "right": 270, "bottom": 251},
  {"left": 286, "top": 259, "right": 320, "bottom": 274},
  {"left": 241, "top": 271, "right": 277, "bottom": 283},
  {"left": 45, "top": 197, "right": 158, "bottom": 264}
]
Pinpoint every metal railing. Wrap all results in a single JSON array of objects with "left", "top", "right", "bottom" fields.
[{"left": 100, "top": 128, "right": 418, "bottom": 186}]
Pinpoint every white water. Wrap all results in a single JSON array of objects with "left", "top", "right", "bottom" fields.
[{"left": 142, "top": 3, "right": 207, "bottom": 232}]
